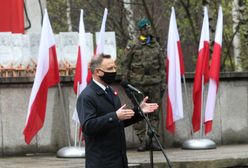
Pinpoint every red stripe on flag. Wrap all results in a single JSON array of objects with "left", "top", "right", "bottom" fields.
[
  {"left": 192, "top": 44, "right": 208, "bottom": 132},
  {"left": 166, "top": 96, "right": 175, "bottom": 133},
  {"left": 177, "top": 41, "right": 185, "bottom": 76},
  {"left": 23, "top": 79, "right": 48, "bottom": 144},
  {"left": 205, "top": 120, "right": 212, "bottom": 134},
  {"left": 46, "top": 46, "right": 60, "bottom": 85},
  {"left": 203, "top": 42, "right": 210, "bottom": 84},
  {"left": 209, "top": 43, "right": 221, "bottom": 87},
  {"left": 86, "top": 70, "right": 92, "bottom": 83},
  {"left": 74, "top": 47, "right": 82, "bottom": 94}
]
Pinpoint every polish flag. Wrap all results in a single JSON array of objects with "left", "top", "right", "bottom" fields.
[
  {"left": 73, "top": 10, "right": 90, "bottom": 95},
  {"left": 204, "top": 6, "right": 223, "bottom": 134},
  {"left": 192, "top": 7, "right": 210, "bottom": 132},
  {"left": 72, "top": 10, "right": 90, "bottom": 122},
  {"left": 166, "top": 7, "right": 184, "bottom": 133},
  {"left": 95, "top": 8, "right": 108, "bottom": 56},
  {"left": 23, "top": 9, "right": 60, "bottom": 144}
]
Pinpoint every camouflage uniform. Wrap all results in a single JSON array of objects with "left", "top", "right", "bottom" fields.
[{"left": 122, "top": 35, "right": 166, "bottom": 147}]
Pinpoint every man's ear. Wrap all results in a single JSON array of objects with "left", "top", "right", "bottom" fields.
[{"left": 95, "top": 69, "right": 102, "bottom": 76}]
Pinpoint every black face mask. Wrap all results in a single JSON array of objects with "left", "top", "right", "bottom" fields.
[{"left": 99, "top": 70, "right": 116, "bottom": 84}]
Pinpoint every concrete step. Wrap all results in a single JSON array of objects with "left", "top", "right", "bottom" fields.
[{"left": 128, "top": 163, "right": 141, "bottom": 168}]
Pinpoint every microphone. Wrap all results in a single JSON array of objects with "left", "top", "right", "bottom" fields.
[{"left": 120, "top": 81, "right": 143, "bottom": 94}]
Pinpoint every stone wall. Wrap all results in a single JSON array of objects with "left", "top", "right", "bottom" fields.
[
  {"left": 0, "top": 32, "right": 116, "bottom": 78},
  {"left": 0, "top": 72, "right": 247, "bottom": 155}
]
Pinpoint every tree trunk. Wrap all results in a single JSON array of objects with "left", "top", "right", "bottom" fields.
[
  {"left": 232, "top": 0, "right": 242, "bottom": 71},
  {"left": 123, "top": 0, "right": 136, "bottom": 40},
  {"left": 66, "top": 0, "right": 72, "bottom": 32}
]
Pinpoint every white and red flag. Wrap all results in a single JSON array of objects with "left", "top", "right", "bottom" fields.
[
  {"left": 166, "top": 7, "right": 184, "bottom": 133},
  {"left": 23, "top": 9, "right": 60, "bottom": 144},
  {"left": 204, "top": 6, "right": 223, "bottom": 134},
  {"left": 95, "top": 8, "right": 108, "bottom": 56},
  {"left": 192, "top": 7, "right": 210, "bottom": 132},
  {"left": 72, "top": 9, "right": 90, "bottom": 122},
  {"left": 73, "top": 9, "right": 90, "bottom": 95}
]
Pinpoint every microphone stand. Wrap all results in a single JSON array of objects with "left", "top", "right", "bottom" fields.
[{"left": 129, "top": 91, "right": 172, "bottom": 168}]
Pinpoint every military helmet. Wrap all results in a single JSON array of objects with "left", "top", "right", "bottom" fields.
[{"left": 137, "top": 18, "right": 151, "bottom": 30}]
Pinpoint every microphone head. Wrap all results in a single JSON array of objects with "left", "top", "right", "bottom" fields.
[{"left": 120, "top": 80, "right": 129, "bottom": 88}]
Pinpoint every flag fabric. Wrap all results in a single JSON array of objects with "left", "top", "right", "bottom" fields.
[
  {"left": 0, "top": 0, "right": 24, "bottom": 33},
  {"left": 177, "top": 41, "right": 185, "bottom": 76},
  {"left": 192, "top": 7, "right": 210, "bottom": 132},
  {"left": 204, "top": 6, "right": 223, "bottom": 134},
  {"left": 72, "top": 10, "right": 90, "bottom": 122},
  {"left": 166, "top": 7, "right": 184, "bottom": 133},
  {"left": 23, "top": 9, "right": 60, "bottom": 144},
  {"left": 73, "top": 9, "right": 89, "bottom": 95},
  {"left": 95, "top": 8, "right": 108, "bottom": 56}
]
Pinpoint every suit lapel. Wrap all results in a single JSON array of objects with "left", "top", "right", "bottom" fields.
[
  {"left": 90, "top": 80, "right": 116, "bottom": 107},
  {"left": 109, "top": 87, "right": 119, "bottom": 109}
]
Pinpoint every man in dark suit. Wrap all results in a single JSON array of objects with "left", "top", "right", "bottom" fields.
[{"left": 77, "top": 54, "right": 158, "bottom": 168}]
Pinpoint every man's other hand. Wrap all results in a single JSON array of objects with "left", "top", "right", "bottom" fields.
[{"left": 140, "top": 96, "right": 159, "bottom": 113}]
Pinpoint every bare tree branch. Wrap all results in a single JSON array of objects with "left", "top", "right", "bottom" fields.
[
  {"left": 141, "top": 0, "right": 158, "bottom": 38},
  {"left": 221, "top": 23, "right": 241, "bottom": 71},
  {"left": 179, "top": 0, "right": 199, "bottom": 47}
]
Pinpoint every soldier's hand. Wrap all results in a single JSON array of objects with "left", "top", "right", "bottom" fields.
[{"left": 116, "top": 104, "right": 135, "bottom": 121}]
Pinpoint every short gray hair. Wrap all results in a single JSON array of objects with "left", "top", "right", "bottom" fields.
[{"left": 90, "top": 54, "right": 111, "bottom": 73}]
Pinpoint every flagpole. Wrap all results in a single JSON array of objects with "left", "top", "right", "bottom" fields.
[
  {"left": 199, "top": 75, "right": 204, "bottom": 137},
  {"left": 74, "top": 82, "right": 80, "bottom": 147},
  {"left": 74, "top": 122, "right": 78, "bottom": 146},
  {"left": 78, "top": 131, "right": 83, "bottom": 147},
  {"left": 57, "top": 83, "right": 71, "bottom": 146},
  {"left": 57, "top": 83, "right": 85, "bottom": 158},
  {"left": 182, "top": 75, "right": 193, "bottom": 139}
]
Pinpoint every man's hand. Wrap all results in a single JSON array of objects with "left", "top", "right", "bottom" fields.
[
  {"left": 116, "top": 104, "right": 135, "bottom": 121},
  {"left": 140, "top": 96, "right": 159, "bottom": 113}
]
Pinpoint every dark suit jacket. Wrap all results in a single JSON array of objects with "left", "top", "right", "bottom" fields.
[{"left": 76, "top": 80, "right": 143, "bottom": 168}]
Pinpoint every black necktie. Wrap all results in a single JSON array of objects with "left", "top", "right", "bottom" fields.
[{"left": 105, "top": 87, "right": 113, "bottom": 102}]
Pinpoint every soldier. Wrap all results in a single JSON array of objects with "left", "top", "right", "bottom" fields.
[{"left": 122, "top": 18, "right": 166, "bottom": 151}]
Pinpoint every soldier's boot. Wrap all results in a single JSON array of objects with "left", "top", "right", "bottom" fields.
[
  {"left": 136, "top": 131, "right": 147, "bottom": 152},
  {"left": 151, "top": 140, "right": 162, "bottom": 151},
  {"left": 137, "top": 141, "right": 147, "bottom": 152},
  {"left": 148, "top": 113, "right": 162, "bottom": 151},
  {"left": 133, "top": 121, "right": 147, "bottom": 152}
]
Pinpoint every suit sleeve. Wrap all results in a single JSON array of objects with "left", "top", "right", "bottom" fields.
[{"left": 77, "top": 94, "right": 120, "bottom": 136}]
